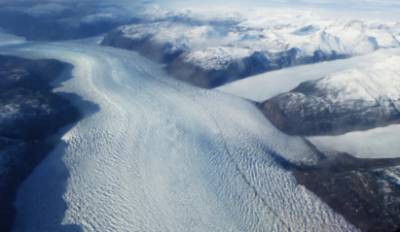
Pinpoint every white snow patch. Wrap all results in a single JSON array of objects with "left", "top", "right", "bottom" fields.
[{"left": 184, "top": 46, "right": 252, "bottom": 70}]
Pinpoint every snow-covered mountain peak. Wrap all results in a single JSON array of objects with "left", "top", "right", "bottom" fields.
[
  {"left": 184, "top": 46, "right": 252, "bottom": 70},
  {"left": 103, "top": 9, "right": 400, "bottom": 87},
  {"left": 316, "top": 55, "right": 400, "bottom": 104},
  {"left": 116, "top": 6, "right": 400, "bottom": 61}
]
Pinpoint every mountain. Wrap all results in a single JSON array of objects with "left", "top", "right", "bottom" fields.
[
  {"left": 260, "top": 55, "right": 400, "bottom": 135},
  {"left": 2, "top": 2, "right": 400, "bottom": 231},
  {"left": 102, "top": 7, "right": 400, "bottom": 87},
  {"left": 217, "top": 46, "right": 400, "bottom": 231}
]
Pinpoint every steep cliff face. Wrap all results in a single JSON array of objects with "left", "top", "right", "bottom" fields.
[{"left": 261, "top": 56, "right": 400, "bottom": 135}]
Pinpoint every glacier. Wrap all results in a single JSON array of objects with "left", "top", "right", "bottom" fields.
[
  {"left": 218, "top": 47, "right": 400, "bottom": 160},
  {"left": 1, "top": 42, "right": 357, "bottom": 232},
  {"left": 218, "top": 47, "right": 400, "bottom": 102}
]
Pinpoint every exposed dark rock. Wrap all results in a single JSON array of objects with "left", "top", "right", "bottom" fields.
[
  {"left": 0, "top": 55, "right": 94, "bottom": 231},
  {"left": 165, "top": 49, "right": 343, "bottom": 88},
  {"left": 101, "top": 30, "right": 346, "bottom": 88},
  {"left": 292, "top": 151, "right": 400, "bottom": 232},
  {"left": 260, "top": 78, "right": 400, "bottom": 136},
  {"left": 266, "top": 139, "right": 400, "bottom": 232}
]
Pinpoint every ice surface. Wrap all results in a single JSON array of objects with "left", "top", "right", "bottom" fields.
[
  {"left": 218, "top": 47, "right": 400, "bottom": 160},
  {"left": 218, "top": 48, "right": 400, "bottom": 102},
  {"left": 2, "top": 42, "right": 357, "bottom": 232},
  {"left": 308, "top": 124, "right": 400, "bottom": 159}
]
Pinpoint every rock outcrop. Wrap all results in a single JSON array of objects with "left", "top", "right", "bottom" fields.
[{"left": 261, "top": 56, "right": 400, "bottom": 135}]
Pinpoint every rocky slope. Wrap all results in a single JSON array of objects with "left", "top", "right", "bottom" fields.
[
  {"left": 255, "top": 54, "right": 400, "bottom": 231},
  {"left": 101, "top": 7, "right": 400, "bottom": 87},
  {"left": 0, "top": 55, "right": 84, "bottom": 231},
  {"left": 292, "top": 151, "right": 400, "bottom": 232},
  {"left": 261, "top": 56, "right": 400, "bottom": 135}
]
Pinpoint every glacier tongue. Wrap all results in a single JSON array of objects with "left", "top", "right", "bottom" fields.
[
  {"left": 7, "top": 42, "right": 356, "bottom": 232},
  {"left": 218, "top": 48, "right": 400, "bottom": 102}
]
